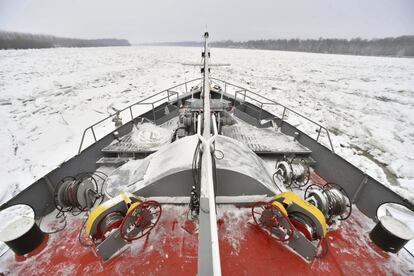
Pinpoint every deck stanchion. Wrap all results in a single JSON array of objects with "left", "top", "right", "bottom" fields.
[
  {"left": 151, "top": 103, "right": 156, "bottom": 123},
  {"left": 316, "top": 126, "right": 322, "bottom": 141},
  {"left": 234, "top": 91, "right": 238, "bottom": 106},
  {"left": 352, "top": 176, "right": 368, "bottom": 203},
  {"left": 258, "top": 103, "right": 263, "bottom": 122},
  {"left": 326, "top": 130, "right": 335, "bottom": 153},
  {"left": 78, "top": 129, "right": 88, "bottom": 153},
  {"left": 91, "top": 127, "right": 97, "bottom": 142},
  {"left": 129, "top": 106, "right": 133, "bottom": 120},
  {"left": 281, "top": 107, "right": 286, "bottom": 123}
]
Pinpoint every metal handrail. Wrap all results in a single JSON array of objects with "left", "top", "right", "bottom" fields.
[
  {"left": 78, "top": 76, "right": 335, "bottom": 154},
  {"left": 211, "top": 78, "right": 335, "bottom": 152},
  {"left": 77, "top": 77, "right": 202, "bottom": 153}
]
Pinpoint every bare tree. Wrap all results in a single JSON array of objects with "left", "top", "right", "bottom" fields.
[{"left": 0, "top": 30, "right": 130, "bottom": 50}]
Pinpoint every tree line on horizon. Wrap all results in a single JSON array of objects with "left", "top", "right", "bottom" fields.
[
  {"left": 143, "top": 36, "right": 414, "bottom": 57},
  {"left": 0, "top": 30, "right": 131, "bottom": 49}
]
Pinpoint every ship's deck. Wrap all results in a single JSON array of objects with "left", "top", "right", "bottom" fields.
[
  {"left": 1, "top": 91, "right": 413, "bottom": 275},
  {"left": 99, "top": 116, "right": 312, "bottom": 157},
  {"left": 221, "top": 119, "right": 311, "bottom": 155},
  {"left": 1, "top": 173, "right": 412, "bottom": 275}
]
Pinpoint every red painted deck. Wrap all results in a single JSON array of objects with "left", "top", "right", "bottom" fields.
[
  {"left": 0, "top": 174, "right": 412, "bottom": 275},
  {"left": 1, "top": 205, "right": 412, "bottom": 275},
  {"left": 218, "top": 206, "right": 412, "bottom": 275}
]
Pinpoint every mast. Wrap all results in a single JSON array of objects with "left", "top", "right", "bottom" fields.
[
  {"left": 197, "top": 32, "right": 222, "bottom": 276},
  {"left": 202, "top": 32, "right": 211, "bottom": 140}
]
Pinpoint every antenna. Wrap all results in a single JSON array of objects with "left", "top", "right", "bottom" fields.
[
  {"left": 182, "top": 31, "right": 230, "bottom": 68},
  {"left": 201, "top": 31, "right": 209, "bottom": 98}
]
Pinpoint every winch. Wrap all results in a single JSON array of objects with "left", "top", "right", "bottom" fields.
[
  {"left": 252, "top": 186, "right": 350, "bottom": 262},
  {"left": 274, "top": 158, "right": 310, "bottom": 188},
  {"left": 83, "top": 192, "right": 161, "bottom": 261},
  {"left": 304, "top": 183, "right": 351, "bottom": 222},
  {"left": 252, "top": 192, "right": 327, "bottom": 261}
]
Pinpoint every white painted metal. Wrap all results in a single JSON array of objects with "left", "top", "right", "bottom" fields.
[{"left": 196, "top": 32, "right": 222, "bottom": 276}]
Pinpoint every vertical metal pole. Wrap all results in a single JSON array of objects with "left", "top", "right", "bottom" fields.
[
  {"left": 258, "top": 103, "right": 263, "bottom": 121},
  {"left": 78, "top": 130, "right": 87, "bottom": 154},
  {"left": 281, "top": 107, "right": 286, "bottom": 122},
  {"left": 316, "top": 126, "right": 322, "bottom": 141},
  {"left": 91, "top": 127, "right": 97, "bottom": 141},
  {"left": 129, "top": 106, "right": 133, "bottom": 120},
  {"left": 352, "top": 176, "right": 368, "bottom": 203},
  {"left": 197, "top": 31, "right": 222, "bottom": 276},
  {"left": 326, "top": 130, "right": 335, "bottom": 153},
  {"left": 152, "top": 103, "right": 156, "bottom": 123},
  {"left": 234, "top": 90, "right": 237, "bottom": 106}
]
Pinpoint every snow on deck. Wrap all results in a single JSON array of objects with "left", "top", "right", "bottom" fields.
[
  {"left": 102, "top": 122, "right": 174, "bottom": 153},
  {"left": 105, "top": 134, "right": 282, "bottom": 197},
  {"left": 222, "top": 118, "right": 311, "bottom": 154},
  {"left": 0, "top": 204, "right": 413, "bottom": 275}
]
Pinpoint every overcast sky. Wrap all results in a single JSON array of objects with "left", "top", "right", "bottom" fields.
[{"left": 0, "top": 0, "right": 413, "bottom": 43}]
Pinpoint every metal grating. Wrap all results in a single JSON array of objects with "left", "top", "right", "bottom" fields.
[{"left": 222, "top": 123, "right": 311, "bottom": 155}]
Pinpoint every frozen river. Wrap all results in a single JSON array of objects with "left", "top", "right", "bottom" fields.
[{"left": 0, "top": 46, "right": 413, "bottom": 204}]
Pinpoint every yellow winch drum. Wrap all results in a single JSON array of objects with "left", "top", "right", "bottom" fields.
[
  {"left": 85, "top": 192, "right": 142, "bottom": 237},
  {"left": 272, "top": 192, "right": 327, "bottom": 238}
]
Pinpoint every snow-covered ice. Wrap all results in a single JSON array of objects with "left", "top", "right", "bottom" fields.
[{"left": 0, "top": 46, "right": 413, "bottom": 204}]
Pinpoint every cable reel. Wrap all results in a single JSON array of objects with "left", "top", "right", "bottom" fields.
[
  {"left": 304, "top": 183, "right": 352, "bottom": 222},
  {"left": 54, "top": 173, "right": 103, "bottom": 214},
  {"left": 95, "top": 211, "right": 124, "bottom": 241},
  {"left": 274, "top": 157, "right": 310, "bottom": 188}
]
